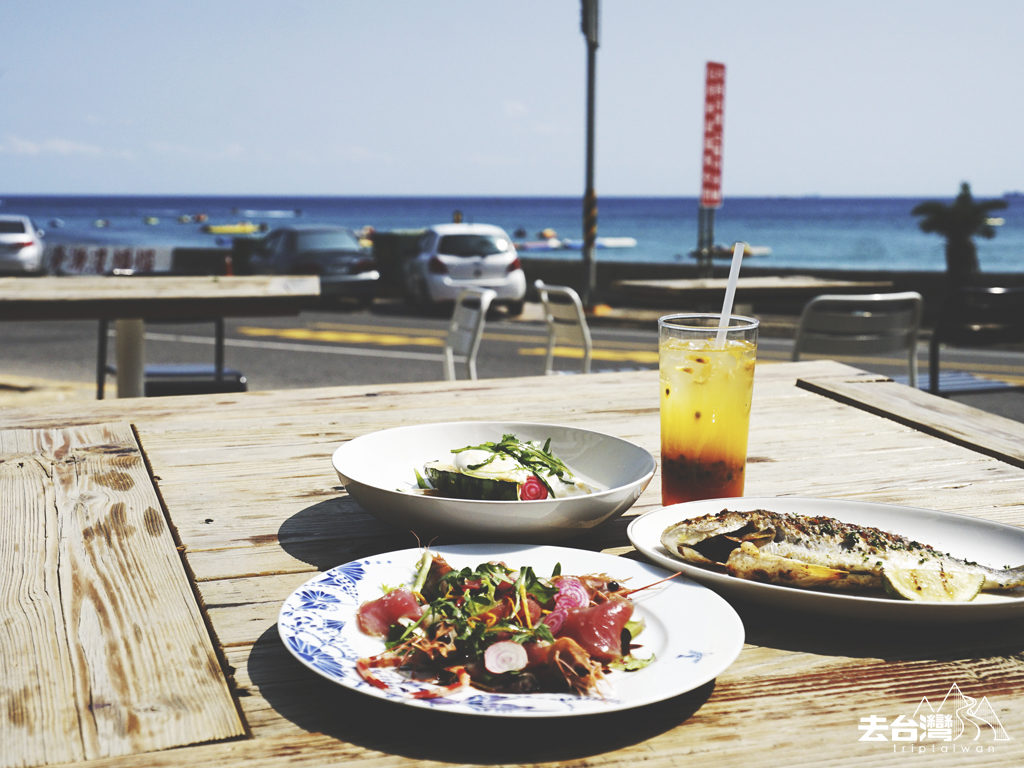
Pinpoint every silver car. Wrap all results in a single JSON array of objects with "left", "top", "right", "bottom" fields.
[
  {"left": 404, "top": 223, "right": 527, "bottom": 315},
  {"left": 0, "top": 214, "right": 46, "bottom": 275}
]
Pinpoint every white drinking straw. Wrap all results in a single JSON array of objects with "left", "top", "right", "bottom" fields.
[{"left": 715, "top": 241, "right": 747, "bottom": 346}]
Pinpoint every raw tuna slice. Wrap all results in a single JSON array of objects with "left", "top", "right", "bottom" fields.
[
  {"left": 558, "top": 596, "right": 633, "bottom": 663},
  {"left": 357, "top": 588, "right": 422, "bottom": 636}
]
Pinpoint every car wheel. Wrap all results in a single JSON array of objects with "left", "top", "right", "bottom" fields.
[
  {"left": 505, "top": 300, "right": 525, "bottom": 317},
  {"left": 403, "top": 269, "right": 433, "bottom": 312}
]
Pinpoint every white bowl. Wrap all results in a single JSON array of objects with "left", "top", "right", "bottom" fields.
[{"left": 332, "top": 421, "right": 656, "bottom": 540}]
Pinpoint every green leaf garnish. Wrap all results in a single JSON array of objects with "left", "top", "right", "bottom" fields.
[
  {"left": 609, "top": 653, "right": 656, "bottom": 672},
  {"left": 452, "top": 433, "right": 574, "bottom": 494}
]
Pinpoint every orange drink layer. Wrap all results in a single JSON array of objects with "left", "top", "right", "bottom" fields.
[{"left": 659, "top": 314, "right": 758, "bottom": 505}]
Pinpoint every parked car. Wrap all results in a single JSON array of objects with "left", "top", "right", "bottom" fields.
[
  {"left": 0, "top": 214, "right": 46, "bottom": 275},
  {"left": 247, "top": 225, "right": 379, "bottom": 305},
  {"left": 403, "top": 223, "right": 527, "bottom": 315}
]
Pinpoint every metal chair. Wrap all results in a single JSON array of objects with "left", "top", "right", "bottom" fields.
[
  {"left": 929, "top": 285, "right": 1024, "bottom": 394},
  {"left": 534, "top": 279, "right": 592, "bottom": 374},
  {"left": 443, "top": 287, "right": 496, "bottom": 380},
  {"left": 792, "top": 291, "right": 924, "bottom": 387}
]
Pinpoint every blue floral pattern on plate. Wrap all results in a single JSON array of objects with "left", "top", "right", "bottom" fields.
[{"left": 277, "top": 544, "right": 744, "bottom": 718}]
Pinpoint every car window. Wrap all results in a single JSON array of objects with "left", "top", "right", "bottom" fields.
[
  {"left": 0, "top": 221, "right": 27, "bottom": 234},
  {"left": 258, "top": 233, "right": 279, "bottom": 257},
  {"left": 436, "top": 234, "right": 509, "bottom": 257},
  {"left": 296, "top": 230, "right": 360, "bottom": 251}
]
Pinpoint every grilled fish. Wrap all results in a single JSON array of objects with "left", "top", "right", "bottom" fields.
[{"left": 660, "top": 508, "right": 1024, "bottom": 594}]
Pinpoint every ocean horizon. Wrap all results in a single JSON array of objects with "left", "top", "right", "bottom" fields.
[{"left": 4, "top": 193, "right": 1024, "bottom": 274}]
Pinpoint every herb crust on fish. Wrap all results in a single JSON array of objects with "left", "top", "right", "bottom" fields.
[{"left": 660, "top": 508, "right": 1024, "bottom": 596}]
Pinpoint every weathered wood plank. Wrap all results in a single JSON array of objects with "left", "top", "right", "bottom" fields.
[
  {"left": 0, "top": 275, "right": 319, "bottom": 301},
  {"left": 798, "top": 371, "right": 1024, "bottom": 468},
  {"left": 614, "top": 274, "right": 893, "bottom": 303},
  {"left": 0, "top": 423, "right": 245, "bottom": 768},
  {"left": 0, "top": 275, "right": 320, "bottom": 322},
  {"left": 0, "top": 431, "right": 79, "bottom": 768}
]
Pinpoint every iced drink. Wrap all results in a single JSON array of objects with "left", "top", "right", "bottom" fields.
[{"left": 659, "top": 314, "right": 758, "bottom": 504}]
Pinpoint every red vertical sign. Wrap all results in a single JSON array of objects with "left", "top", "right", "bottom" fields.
[{"left": 700, "top": 61, "right": 726, "bottom": 209}]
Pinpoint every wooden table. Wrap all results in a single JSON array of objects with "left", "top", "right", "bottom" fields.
[
  {"left": 2, "top": 360, "right": 1023, "bottom": 768},
  {"left": 613, "top": 275, "right": 894, "bottom": 309},
  {"left": 0, "top": 275, "right": 320, "bottom": 397}
]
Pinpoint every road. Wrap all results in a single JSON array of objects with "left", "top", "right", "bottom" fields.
[{"left": 2, "top": 298, "right": 1023, "bottom": 421}]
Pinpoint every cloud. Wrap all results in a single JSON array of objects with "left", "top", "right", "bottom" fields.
[
  {"left": 149, "top": 141, "right": 247, "bottom": 161},
  {"left": 0, "top": 134, "right": 103, "bottom": 156},
  {"left": 503, "top": 100, "right": 529, "bottom": 118},
  {"left": 340, "top": 145, "right": 394, "bottom": 165}
]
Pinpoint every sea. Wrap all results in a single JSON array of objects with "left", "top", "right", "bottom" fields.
[{"left": 4, "top": 194, "right": 1024, "bottom": 274}]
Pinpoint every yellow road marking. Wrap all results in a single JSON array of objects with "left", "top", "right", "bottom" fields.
[
  {"left": 310, "top": 320, "right": 651, "bottom": 349},
  {"left": 239, "top": 324, "right": 656, "bottom": 355},
  {"left": 518, "top": 346, "right": 659, "bottom": 364},
  {"left": 237, "top": 325, "right": 443, "bottom": 348},
  {"left": 310, "top": 321, "right": 448, "bottom": 338}
]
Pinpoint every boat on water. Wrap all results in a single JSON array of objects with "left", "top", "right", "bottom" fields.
[
  {"left": 515, "top": 236, "right": 638, "bottom": 253},
  {"left": 234, "top": 208, "right": 302, "bottom": 219},
  {"left": 201, "top": 221, "right": 268, "bottom": 235},
  {"left": 691, "top": 243, "right": 772, "bottom": 259}
]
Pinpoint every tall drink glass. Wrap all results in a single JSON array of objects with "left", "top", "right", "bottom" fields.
[{"left": 659, "top": 313, "right": 758, "bottom": 504}]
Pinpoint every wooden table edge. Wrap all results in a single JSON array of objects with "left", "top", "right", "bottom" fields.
[{"left": 797, "top": 372, "right": 1024, "bottom": 468}]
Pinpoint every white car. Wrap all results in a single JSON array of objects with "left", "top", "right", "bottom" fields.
[
  {"left": 404, "top": 223, "right": 527, "bottom": 315},
  {"left": 0, "top": 215, "right": 46, "bottom": 275}
]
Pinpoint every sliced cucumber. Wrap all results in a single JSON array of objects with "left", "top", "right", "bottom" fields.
[{"left": 424, "top": 465, "right": 519, "bottom": 501}]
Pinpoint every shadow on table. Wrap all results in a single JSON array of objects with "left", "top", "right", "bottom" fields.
[
  {"left": 275, "top": 496, "right": 637, "bottom": 572},
  {"left": 733, "top": 597, "right": 1024, "bottom": 662},
  {"left": 274, "top": 496, "right": 415, "bottom": 571},
  {"left": 247, "top": 624, "right": 712, "bottom": 763}
]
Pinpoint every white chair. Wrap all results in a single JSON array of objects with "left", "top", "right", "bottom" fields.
[
  {"left": 444, "top": 287, "right": 496, "bottom": 380},
  {"left": 792, "top": 291, "right": 924, "bottom": 387},
  {"left": 534, "top": 279, "right": 593, "bottom": 374}
]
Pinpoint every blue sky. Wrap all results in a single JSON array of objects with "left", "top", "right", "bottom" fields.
[{"left": 3, "top": 1, "right": 1022, "bottom": 197}]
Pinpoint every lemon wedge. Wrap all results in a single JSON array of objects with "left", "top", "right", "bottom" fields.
[{"left": 882, "top": 568, "right": 985, "bottom": 602}]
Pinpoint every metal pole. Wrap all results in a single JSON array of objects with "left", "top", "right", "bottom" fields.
[
  {"left": 581, "top": 0, "right": 599, "bottom": 307},
  {"left": 697, "top": 205, "right": 715, "bottom": 278}
]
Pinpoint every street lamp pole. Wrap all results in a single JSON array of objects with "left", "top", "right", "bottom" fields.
[{"left": 581, "top": 0, "right": 599, "bottom": 307}]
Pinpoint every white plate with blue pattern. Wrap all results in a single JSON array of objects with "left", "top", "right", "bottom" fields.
[{"left": 277, "top": 543, "right": 745, "bottom": 717}]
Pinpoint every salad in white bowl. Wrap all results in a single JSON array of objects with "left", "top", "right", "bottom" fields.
[
  {"left": 417, "top": 433, "right": 601, "bottom": 501},
  {"left": 332, "top": 422, "right": 656, "bottom": 541}
]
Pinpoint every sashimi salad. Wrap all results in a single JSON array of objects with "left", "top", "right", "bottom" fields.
[
  {"left": 355, "top": 550, "right": 668, "bottom": 698},
  {"left": 414, "top": 433, "right": 601, "bottom": 501}
]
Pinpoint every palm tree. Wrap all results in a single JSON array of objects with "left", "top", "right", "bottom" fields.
[{"left": 911, "top": 182, "right": 1007, "bottom": 284}]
